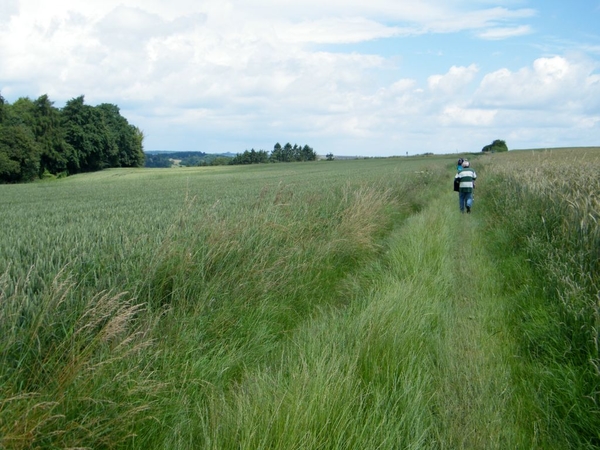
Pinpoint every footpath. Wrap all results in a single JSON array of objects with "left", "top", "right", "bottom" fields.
[{"left": 382, "top": 190, "right": 529, "bottom": 448}]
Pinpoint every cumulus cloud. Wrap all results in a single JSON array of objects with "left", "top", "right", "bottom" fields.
[
  {"left": 0, "top": 0, "right": 530, "bottom": 106},
  {"left": 94, "top": 6, "right": 201, "bottom": 49},
  {"left": 418, "top": 7, "right": 535, "bottom": 34},
  {"left": 474, "top": 56, "right": 600, "bottom": 111},
  {"left": 389, "top": 79, "right": 418, "bottom": 94},
  {"left": 428, "top": 64, "right": 479, "bottom": 95}
]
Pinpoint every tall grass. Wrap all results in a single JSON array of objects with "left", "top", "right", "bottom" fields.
[
  {"left": 0, "top": 157, "right": 449, "bottom": 447},
  {"left": 183, "top": 198, "right": 448, "bottom": 449},
  {"left": 0, "top": 270, "right": 159, "bottom": 449},
  {"left": 479, "top": 148, "right": 600, "bottom": 446}
]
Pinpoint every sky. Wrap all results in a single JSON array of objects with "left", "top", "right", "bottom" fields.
[{"left": 1, "top": 0, "right": 599, "bottom": 156}]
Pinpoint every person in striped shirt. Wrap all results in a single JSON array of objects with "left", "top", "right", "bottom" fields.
[{"left": 454, "top": 160, "right": 477, "bottom": 213}]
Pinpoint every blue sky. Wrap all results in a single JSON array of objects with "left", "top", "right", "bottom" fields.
[{"left": 1, "top": 0, "right": 599, "bottom": 156}]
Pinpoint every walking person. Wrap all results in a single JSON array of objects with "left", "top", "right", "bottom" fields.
[{"left": 455, "top": 160, "right": 477, "bottom": 213}]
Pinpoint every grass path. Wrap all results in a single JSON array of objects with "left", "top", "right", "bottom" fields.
[{"left": 368, "top": 189, "right": 531, "bottom": 447}]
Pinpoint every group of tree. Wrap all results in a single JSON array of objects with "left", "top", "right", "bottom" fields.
[
  {"left": 482, "top": 139, "right": 508, "bottom": 153},
  {"left": 144, "top": 151, "right": 232, "bottom": 168},
  {"left": 0, "top": 93, "right": 144, "bottom": 183},
  {"left": 144, "top": 153, "right": 174, "bottom": 168},
  {"left": 230, "top": 143, "right": 317, "bottom": 165}
]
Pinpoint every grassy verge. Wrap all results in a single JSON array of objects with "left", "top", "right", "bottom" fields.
[{"left": 478, "top": 148, "right": 600, "bottom": 448}]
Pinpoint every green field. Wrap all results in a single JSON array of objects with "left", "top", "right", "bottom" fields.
[{"left": 1, "top": 149, "right": 599, "bottom": 448}]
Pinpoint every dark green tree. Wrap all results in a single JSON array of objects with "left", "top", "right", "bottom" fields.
[
  {"left": 32, "top": 95, "right": 73, "bottom": 175},
  {"left": 61, "top": 96, "right": 119, "bottom": 173},
  {"left": 301, "top": 145, "right": 317, "bottom": 161},
  {"left": 482, "top": 139, "right": 508, "bottom": 153},
  {"left": 271, "top": 142, "right": 283, "bottom": 162},
  {"left": 0, "top": 123, "right": 41, "bottom": 183},
  {"left": 0, "top": 93, "right": 145, "bottom": 182},
  {"left": 0, "top": 96, "right": 42, "bottom": 182},
  {"left": 230, "top": 149, "right": 269, "bottom": 165},
  {"left": 0, "top": 92, "right": 4, "bottom": 123},
  {"left": 97, "top": 103, "right": 144, "bottom": 168},
  {"left": 211, "top": 156, "right": 232, "bottom": 166},
  {"left": 230, "top": 142, "right": 316, "bottom": 166},
  {"left": 180, "top": 154, "right": 204, "bottom": 167},
  {"left": 61, "top": 96, "right": 99, "bottom": 172},
  {"left": 282, "top": 142, "right": 293, "bottom": 162},
  {"left": 145, "top": 153, "right": 172, "bottom": 168}
]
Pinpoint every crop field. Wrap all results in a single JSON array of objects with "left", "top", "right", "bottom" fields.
[
  {"left": 0, "top": 157, "right": 445, "bottom": 302},
  {"left": 1, "top": 149, "right": 599, "bottom": 449},
  {"left": 480, "top": 147, "right": 600, "bottom": 448}
]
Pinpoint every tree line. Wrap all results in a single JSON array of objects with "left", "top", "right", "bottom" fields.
[
  {"left": 230, "top": 143, "right": 317, "bottom": 165},
  {"left": 0, "top": 93, "right": 144, "bottom": 183}
]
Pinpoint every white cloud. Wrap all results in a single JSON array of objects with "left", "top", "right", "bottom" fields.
[
  {"left": 0, "top": 1, "right": 532, "bottom": 103},
  {"left": 440, "top": 105, "right": 497, "bottom": 126},
  {"left": 0, "top": 0, "right": 18, "bottom": 23},
  {"left": 274, "top": 18, "right": 410, "bottom": 45},
  {"left": 419, "top": 7, "right": 535, "bottom": 34},
  {"left": 389, "top": 79, "right": 418, "bottom": 94},
  {"left": 477, "top": 25, "right": 532, "bottom": 40},
  {"left": 428, "top": 64, "right": 479, "bottom": 95},
  {"left": 474, "top": 56, "right": 600, "bottom": 111}
]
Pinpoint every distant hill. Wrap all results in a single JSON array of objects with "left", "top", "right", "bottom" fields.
[
  {"left": 145, "top": 151, "right": 206, "bottom": 157},
  {"left": 144, "top": 151, "right": 233, "bottom": 168},
  {"left": 145, "top": 150, "right": 237, "bottom": 157}
]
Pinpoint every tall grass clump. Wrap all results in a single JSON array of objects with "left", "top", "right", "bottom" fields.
[
  {"left": 132, "top": 181, "right": 403, "bottom": 442},
  {"left": 0, "top": 269, "right": 160, "bottom": 449},
  {"left": 174, "top": 203, "right": 450, "bottom": 449},
  {"left": 480, "top": 148, "right": 600, "bottom": 446}
]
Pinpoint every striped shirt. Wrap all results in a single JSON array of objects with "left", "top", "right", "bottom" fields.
[{"left": 455, "top": 168, "right": 477, "bottom": 192}]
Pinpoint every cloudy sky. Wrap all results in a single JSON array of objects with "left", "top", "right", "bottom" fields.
[{"left": 1, "top": 0, "right": 599, "bottom": 156}]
